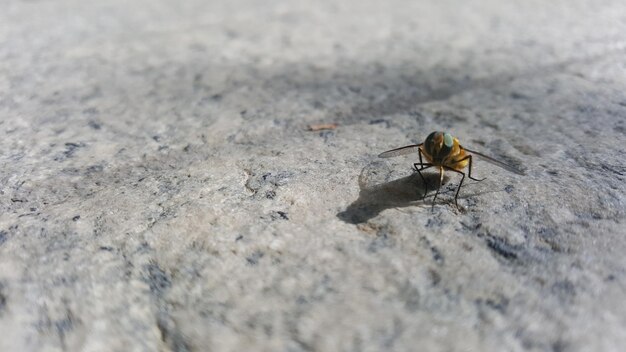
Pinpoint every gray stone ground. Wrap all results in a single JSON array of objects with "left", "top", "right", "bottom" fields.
[{"left": 1, "top": 0, "right": 626, "bottom": 351}]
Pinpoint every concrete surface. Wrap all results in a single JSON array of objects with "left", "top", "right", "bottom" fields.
[{"left": 1, "top": 0, "right": 625, "bottom": 351}]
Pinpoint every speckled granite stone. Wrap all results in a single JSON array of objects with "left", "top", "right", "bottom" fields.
[{"left": 1, "top": 0, "right": 625, "bottom": 351}]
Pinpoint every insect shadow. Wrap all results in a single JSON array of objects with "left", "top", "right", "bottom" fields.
[{"left": 337, "top": 161, "right": 446, "bottom": 224}]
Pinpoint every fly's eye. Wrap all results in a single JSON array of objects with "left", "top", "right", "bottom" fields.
[
  {"left": 439, "top": 133, "right": 453, "bottom": 156},
  {"left": 425, "top": 131, "right": 438, "bottom": 145},
  {"left": 443, "top": 133, "right": 454, "bottom": 148},
  {"left": 425, "top": 131, "right": 438, "bottom": 151}
]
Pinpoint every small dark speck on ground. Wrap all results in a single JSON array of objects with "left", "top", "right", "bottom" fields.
[
  {"left": 246, "top": 251, "right": 264, "bottom": 265},
  {"left": 428, "top": 268, "right": 441, "bottom": 285},
  {"left": 426, "top": 216, "right": 443, "bottom": 228},
  {"left": 485, "top": 235, "right": 519, "bottom": 261},
  {"left": 86, "top": 165, "right": 103, "bottom": 174},
  {"left": 369, "top": 119, "right": 391, "bottom": 128},
  {"left": 88, "top": 121, "right": 101, "bottom": 130},
  {"left": 144, "top": 263, "right": 172, "bottom": 297},
  {"left": 262, "top": 171, "right": 292, "bottom": 187},
  {"left": 72, "top": 215, "right": 80, "bottom": 221},
  {"left": 319, "top": 130, "right": 334, "bottom": 142},
  {"left": 430, "top": 246, "right": 444, "bottom": 264},
  {"left": 510, "top": 92, "right": 529, "bottom": 99},
  {"left": 270, "top": 211, "right": 289, "bottom": 220},
  {"left": 551, "top": 280, "right": 576, "bottom": 300},
  {"left": 551, "top": 340, "right": 569, "bottom": 352},
  {"left": 484, "top": 296, "right": 510, "bottom": 313},
  {"left": 0, "top": 282, "right": 6, "bottom": 313},
  {"left": 61, "top": 142, "right": 83, "bottom": 159},
  {"left": 0, "top": 231, "right": 7, "bottom": 246}
]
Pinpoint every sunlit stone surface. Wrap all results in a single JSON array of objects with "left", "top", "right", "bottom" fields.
[{"left": 1, "top": 1, "right": 625, "bottom": 351}]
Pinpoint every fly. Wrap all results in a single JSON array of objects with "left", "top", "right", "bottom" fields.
[{"left": 378, "top": 131, "right": 525, "bottom": 210}]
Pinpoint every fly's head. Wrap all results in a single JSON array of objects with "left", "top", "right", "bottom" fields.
[{"left": 424, "top": 131, "right": 455, "bottom": 162}]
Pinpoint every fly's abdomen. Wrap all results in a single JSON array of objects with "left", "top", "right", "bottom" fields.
[{"left": 448, "top": 151, "right": 468, "bottom": 170}]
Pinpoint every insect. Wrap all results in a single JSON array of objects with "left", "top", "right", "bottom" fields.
[{"left": 378, "top": 131, "right": 525, "bottom": 210}]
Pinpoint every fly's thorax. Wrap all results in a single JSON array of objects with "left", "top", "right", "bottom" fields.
[{"left": 423, "top": 131, "right": 457, "bottom": 163}]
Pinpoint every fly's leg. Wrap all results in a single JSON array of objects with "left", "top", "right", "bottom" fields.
[
  {"left": 419, "top": 147, "right": 424, "bottom": 167},
  {"left": 466, "top": 155, "right": 486, "bottom": 182},
  {"left": 453, "top": 155, "right": 486, "bottom": 182},
  {"left": 413, "top": 163, "right": 432, "bottom": 199},
  {"left": 443, "top": 166, "right": 466, "bottom": 210},
  {"left": 413, "top": 148, "right": 432, "bottom": 199},
  {"left": 431, "top": 167, "right": 444, "bottom": 211},
  {"left": 444, "top": 155, "right": 487, "bottom": 210}
]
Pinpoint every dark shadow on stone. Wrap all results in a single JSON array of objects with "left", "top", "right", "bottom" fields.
[
  {"left": 337, "top": 163, "right": 445, "bottom": 224},
  {"left": 195, "top": 47, "right": 626, "bottom": 129}
]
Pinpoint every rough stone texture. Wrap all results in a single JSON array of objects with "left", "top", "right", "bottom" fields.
[{"left": 1, "top": 0, "right": 626, "bottom": 351}]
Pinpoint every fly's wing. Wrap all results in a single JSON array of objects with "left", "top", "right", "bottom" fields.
[
  {"left": 378, "top": 144, "right": 422, "bottom": 158},
  {"left": 462, "top": 146, "right": 526, "bottom": 175}
]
